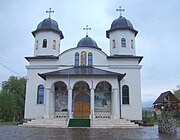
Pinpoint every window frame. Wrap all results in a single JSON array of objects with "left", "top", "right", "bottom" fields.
[
  {"left": 35, "top": 40, "right": 38, "bottom": 50},
  {"left": 53, "top": 40, "right": 56, "bottom": 49},
  {"left": 37, "top": 85, "right": 44, "bottom": 104},
  {"left": 121, "top": 38, "right": 126, "bottom": 47},
  {"left": 81, "top": 51, "right": 87, "bottom": 66},
  {"left": 42, "top": 39, "right": 47, "bottom": 48},
  {"left": 122, "top": 85, "right": 129, "bottom": 104},
  {"left": 112, "top": 39, "right": 116, "bottom": 48},
  {"left": 88, "top": 52, "right": 93, "bottom": 66},
  {"left": 131, "top": 39, "right": 134, "bottom": 49},
  {"left": 75, "top": 52, "right": 79, "bottom": 66}
]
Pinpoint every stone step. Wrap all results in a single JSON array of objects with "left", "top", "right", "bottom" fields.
[
  {"left": 91, "top": 125, "right": 141, "bottom": 128},
  {"left": 25, "top": 122, "right": 66, "bottom": 125},
  {"left": 92, "top": 124, "right": 140, "bottom": 128},
  {"left": 91, "top": 119, "right": 141, "bottom": 128},
  {"left": 93, "top": 119, "right": 130, "bottom": 122},
  {"left": 93, "top": 121, "right": 133, "bottom": 124},
  {"left": 92, "top": 123, "right": 137, "bottom": 126},
  {"left": 23, "top": 123, "right": 67, "bottom": 128},
  {"left": 28, "top": 120, "right": 66, "bottom": 123},
  {"left": 23, "top": 119, "right": 67, "bottom": 128}
]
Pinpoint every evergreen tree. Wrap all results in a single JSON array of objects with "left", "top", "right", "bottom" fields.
[
  {"left": 0, "top": 76, "right": 26, "bottom": 121},
  {"left": 0, "top": 92, "right": 16, "bottom": 121},
  {"left": 174, "top": 89, "right": 180, "bottom": 100}
]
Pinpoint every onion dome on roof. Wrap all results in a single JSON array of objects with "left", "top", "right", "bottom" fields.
[
  {"left": 77, "top": 35, "right": 101, "bottom": 50},
  {"left": 106, "top": 16, "right": 138, "bottom": 38},
  {"left": 32, "top": 18, "right": 64, "bottom": 39}
]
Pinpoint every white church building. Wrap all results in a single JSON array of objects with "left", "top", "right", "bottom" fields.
[{"left": 24, "top": 8, "right": 143, "bottom": 127}]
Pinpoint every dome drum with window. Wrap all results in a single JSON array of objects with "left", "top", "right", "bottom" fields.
[
  {"left": 106, "top": 15, "right": 138, "bottom": 56},
  {"left": 32, "top": 18, "right": 64, "bottom": 56}
]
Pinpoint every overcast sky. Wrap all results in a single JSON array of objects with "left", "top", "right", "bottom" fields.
[{"left": 0, "top": 0, "right": 180, "bottom": 104}]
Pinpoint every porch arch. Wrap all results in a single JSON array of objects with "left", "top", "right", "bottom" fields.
[
  {"left": 94, "top": 81, "right": 112, "bottom": 118},
  {"left": 54, "top": 81, "right": 68, "bottom": 112},
  {"left": 72, "top": 81, "right": 90, "bottom": 118}
]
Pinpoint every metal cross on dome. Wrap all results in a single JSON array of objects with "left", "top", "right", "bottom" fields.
[
  {"left": 83, "top": 25, "right": 91, "bottom": 37},
  {"left": 46, "top": 8, "right": 54, "bottom": 18},
  {"left": 116, "top": 6, "right": 125, "bottom": 17}
]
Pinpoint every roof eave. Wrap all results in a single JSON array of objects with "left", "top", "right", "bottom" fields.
[
  {"left": 39, "top": 73, "right": 125, "bottom": 80},
  {"left": 107, "top": 55, "right": 143, "bottom": 64},
  {"left": 38, "top": 67, "right": 126, "bottom": 81},
  {"left": 32, "top": 29, "right": 64, "bottom": 39},
  {"left": 106, "top": 28, "right": 138, "bottom": 39},
  {"left": 25, "top": 56, "right": 59, "bottom": 62}
]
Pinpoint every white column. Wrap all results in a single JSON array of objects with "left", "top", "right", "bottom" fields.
[
  {"left": 49, "top": 91, "right": 55, "bottom": 118},
  {"left": 90, "top": 88, "right": 95, "bottom": 118},
  {"left": 68, "top": 88, "right": 72, "bottom": 118},
  {"left": 112, "top": 88, "right": 120, "bottom": 119},
  {"left": 45, "top": 88, "right": 50, "bottom": 118}
]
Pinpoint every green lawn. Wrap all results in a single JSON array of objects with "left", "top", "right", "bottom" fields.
[
  {"left": 177, "top": 120, "right": 180, "bottom": 127},
  {"left": 0, "top": 121, "right": 19, "bottom": 125}
]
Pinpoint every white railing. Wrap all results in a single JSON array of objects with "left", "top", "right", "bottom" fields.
[
  {"left": 95, "top": 112, "right": 111, "bottom": 119},
  {"left": 55, "top": 112, "right": 67, "bottom": 118},
  {"left": 66, "top": 111, "right": 70, "bottom": 126},
  {"left": 91, "top": 110, "right": 93, "bottom": 126}
]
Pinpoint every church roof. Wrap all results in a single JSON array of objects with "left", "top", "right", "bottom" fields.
[
  {"left": 106, "top": 16, "right": 138, "bottom": 38},
  {"left": 77, "top": 35, "right": 101, "bottom": 50},
  {"left": 107, "top": 55, "right": 143, "bottom": 63},
  {"left": 39, "top": 66, "right": 126, "bottom": 80},
  {"left": 32, "top": 18, "right": 64, "bottom": 39},
  {"left": 25, "top": 55, "right": 59, "bottom": 62}
]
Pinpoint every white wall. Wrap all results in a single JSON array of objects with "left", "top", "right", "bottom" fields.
[
  {"left": 24, "top": 67, "right": 57, "bottom": 119},
  {"left": 58, "top": 47, "right": 108, "bottom": 66},
  {"left": 109, "top": 30, "right": 136, "bottom": 56},
  {"left": 25, "top": 46, "right": 142, "bottom": 120},
  {"left": 34, "top": 31, "right": 61, "bottom": 56}
]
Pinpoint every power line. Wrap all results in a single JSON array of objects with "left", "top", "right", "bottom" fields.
[{"left": 0, "top": 62, "right": 24, "bottom": 77}]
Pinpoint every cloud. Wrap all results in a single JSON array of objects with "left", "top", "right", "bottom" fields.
[{"left": 0, "top": 0, "right": 180, "bottom": 102}]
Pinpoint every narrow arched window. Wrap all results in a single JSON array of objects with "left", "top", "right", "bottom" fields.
[
  {"left": 131, "top": 39, "right": 134, "bottom": 49},
  {"left": 81, "top": 51, "right": 87, "bottom": 66},
  {"left": 88, "top": 52, "right": 93, "bottom": 66},
  {"left": 122, "top": 85, "right": 129, "bottom": 104},
  {"left": 112, "top": 39, "right": 116, "bottom": 48},
  {"left": 75, "top": 52, "right": 79, "bottom": 66},
  {"left": 121, "top": 38, "right": 126, "bottom": 47},
  {"left": 53, "top": 40, "right": 56, "bottom": 49},
  {"left": 37, "top": 85, "right": 44, "bottom": 104},
  {"left": 42, "top": 39, "right": 47, "bottom": 48},
  {"left": 35, "top": 40, "right": 38, "bottom": 50}
]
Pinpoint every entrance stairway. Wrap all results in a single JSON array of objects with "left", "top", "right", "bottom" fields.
[
  {"left": 91, "top": 118, "right": 141, "bottom": 128},
  {"left": 22, "top": 118, "right": 141, "bottom": 128},
  {"left": 22, "top": 118, "right": 67, "bottom": 128}
]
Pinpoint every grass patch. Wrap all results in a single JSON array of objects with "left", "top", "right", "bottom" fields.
[
  {"left": 176, "top": 120, "right": 180, "bottom": 127},
  {"left": 0, "top": 121, "right": 20, "bottom": 125},
  {"left": 143, "top": 121, "right": 155, "bottom": 126}
]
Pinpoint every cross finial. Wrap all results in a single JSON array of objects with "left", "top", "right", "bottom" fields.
[
  {"left": 46, "top": 8, "right": 54, "bottom": 18},
  {"left": 83, "top": 25, "right": 91, "bottom": 37},
  {"left": 116, "top": 6, "right": 125, "bottom": 17}
]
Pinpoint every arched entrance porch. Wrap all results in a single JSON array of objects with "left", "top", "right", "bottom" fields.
[
  {"left": 73, "top": 81, "right": 90, "bottom": 118},
  {"left": 94, "top": 81, "right": 112, "bottom": 118},
  {"left": 54, "top": 81, "right": 68, "bottom": 118}
]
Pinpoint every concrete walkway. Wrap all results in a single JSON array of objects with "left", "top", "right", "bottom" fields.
[{"left": 0, "top": 125, "right": 179, "bottom": 140}]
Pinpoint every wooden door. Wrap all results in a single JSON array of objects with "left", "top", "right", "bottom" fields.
[{"left": 74, "top": 94, "right": 90, "bottom": 118}]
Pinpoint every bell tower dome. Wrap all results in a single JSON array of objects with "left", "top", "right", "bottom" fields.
[
  {"left": 32, "top": 8, "right": 64, "bottom": 56},
  {"left": 106, "top": 7, "right": 138, "bottom": 56}
]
